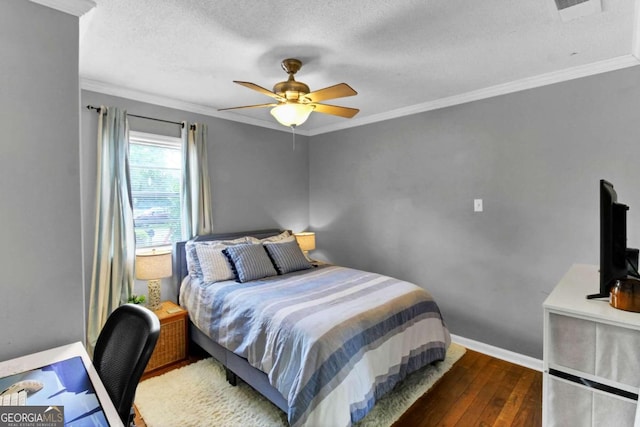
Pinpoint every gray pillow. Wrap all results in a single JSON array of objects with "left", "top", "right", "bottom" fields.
[{"left": 264, "top": 240, "right": 312, "bottom": 275}]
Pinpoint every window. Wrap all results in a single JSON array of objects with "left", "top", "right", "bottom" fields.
[{"left": 129, "top": 131, "right": 182, "bottom": 248}]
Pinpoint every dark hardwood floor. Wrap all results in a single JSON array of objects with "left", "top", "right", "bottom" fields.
[
  {"left": 135, "top": 348, "right": 542, "bottom": 427},
  {"left": 393, "top": 349, "right": 542, "bottom": 427}
]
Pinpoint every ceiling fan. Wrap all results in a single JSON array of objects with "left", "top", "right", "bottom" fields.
[{"left": 219, "top": 58, "right": 359, "bottom": 127}]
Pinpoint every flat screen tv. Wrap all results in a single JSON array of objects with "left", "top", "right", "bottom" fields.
[{"left": 587, "top": 179, "right": 639, "bottom": 299}]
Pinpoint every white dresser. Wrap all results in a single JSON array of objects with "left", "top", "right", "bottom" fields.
[{"left": 543, "top": 264, "right": 640, "bottom": 426}]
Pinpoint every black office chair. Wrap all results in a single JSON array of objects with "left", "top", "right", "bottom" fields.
[{"left": 93, "top": 303, "right": 160, "bottom": 426}]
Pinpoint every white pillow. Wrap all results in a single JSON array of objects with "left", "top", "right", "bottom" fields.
[
  {"left": 186, "top": 237, "right": 247, "bottom": 282},
  {"left": 195, "top": 243, "right": 236, "bottom": 282},
  {"left": 246, "top": 230, "right": 292, "bottom": 244}
]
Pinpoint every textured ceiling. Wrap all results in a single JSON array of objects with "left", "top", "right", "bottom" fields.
[{"left": 79, "top": 0, "right": 639, "bottom": 135}]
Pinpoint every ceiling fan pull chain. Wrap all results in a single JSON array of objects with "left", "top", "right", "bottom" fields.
[{"left": 291, "top": 125, "right": 296, "bottom": 151}]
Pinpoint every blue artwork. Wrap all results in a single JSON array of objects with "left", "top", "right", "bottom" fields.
[{"left": 0, "top": 356, "right": 108, "bottom": 426}]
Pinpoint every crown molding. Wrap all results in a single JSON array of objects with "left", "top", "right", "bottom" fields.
[
  {"left": 307, "top": 55, "right": 640, "bottom": 136},
  {"left": 632, "top": 0, "right": 640, "bottom": 60},
  {"left": 29, "top": 0, "right": 96, "bottom": 16},
  {"left": 82, "top": 55, "right": 639, "bottom": 137},
  {"left": 80, "top": 78, "right": 308, "bottom": 135}
]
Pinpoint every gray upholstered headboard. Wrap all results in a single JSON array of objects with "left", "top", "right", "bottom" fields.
[{"left": 173, "top": 228, "right": 285, "bottom": 300}]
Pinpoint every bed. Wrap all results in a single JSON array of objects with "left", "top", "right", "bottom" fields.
[{"left": 174, "top": 229, "right": 450, "bottom": 427}]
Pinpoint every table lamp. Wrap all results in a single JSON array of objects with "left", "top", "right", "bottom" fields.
[
  {"left": 135, "top": 249, "right": 172, "bottom": 311},
  {"left": 294, "top": 232, "right": 316, "bottom": 258}
]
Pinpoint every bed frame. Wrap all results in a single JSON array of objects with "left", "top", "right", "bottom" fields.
[{"left": 173, "top": 229, "right": 289, "bottom": 413}]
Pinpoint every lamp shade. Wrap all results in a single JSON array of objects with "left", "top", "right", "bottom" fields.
[
  {"left": 294, "top": 232, "right": 316, "bottom": 252},
  {"left": 270, "top": 103, "right": 314, "bottom": 127},
  {"left": 135, "top": 250, "right": 172, "bottom": 280}
]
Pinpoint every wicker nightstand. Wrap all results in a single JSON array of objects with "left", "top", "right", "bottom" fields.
[{"left": 144, "top": 301, "right": 188, "bottom": 374}]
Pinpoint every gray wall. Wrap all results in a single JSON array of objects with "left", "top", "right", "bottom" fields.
[
  {"left": 4, "top": 1, "right": 637, "bottom": 362},
  {"left": 0, "top": 1, "right": 84, "bottom": 360},
  {"left": 309, "top": 65, "right": 640, "bottom": 359},
  {"left": 81, "top": 91, "right": 310, "bottom": 306}
]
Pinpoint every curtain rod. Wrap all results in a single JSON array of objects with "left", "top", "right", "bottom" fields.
[{"left": 86, "top": 105, "right": 191, "bottom": 129}]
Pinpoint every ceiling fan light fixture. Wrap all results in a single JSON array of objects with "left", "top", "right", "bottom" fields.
[{"left": 270, "top": 103, "right": 315, "bottom": 127}]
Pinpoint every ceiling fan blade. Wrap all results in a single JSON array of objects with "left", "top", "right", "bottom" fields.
[
  {"left": 312, "top": 103, "right": 359, "bottom": 118},
  {"left": 218, "top": 103, "right": 277, "bottom": 111},
  {"left": 304, "top": 83, "right": 357, "bottom": 103},
  {"left": 233, "top": 81, "right": 284, "bottom": 101}
]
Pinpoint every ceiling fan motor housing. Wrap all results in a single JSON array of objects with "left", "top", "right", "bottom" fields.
[
  {"left": 273, "top": 80, "right": 310, "bottom": 101},
  {"left": 273, "top": 58, "right": 310, "bottom": 101}
]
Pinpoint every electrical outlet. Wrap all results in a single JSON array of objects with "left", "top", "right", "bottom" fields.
[{"left": 474, "top": 199, "right": 483, "bottom": 212}]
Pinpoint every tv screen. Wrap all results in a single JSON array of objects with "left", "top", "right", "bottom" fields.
[{"left": 588, "top": 179, "right": 636, "bottom": 299}]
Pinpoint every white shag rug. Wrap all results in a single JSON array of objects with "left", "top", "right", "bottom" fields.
[{"left": 135, "top": 343, "right": 465, "bottom": 427}]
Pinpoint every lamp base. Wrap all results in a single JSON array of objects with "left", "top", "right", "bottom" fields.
[{"left": 147, "top": 279, "right": 162, "bottom": 311}]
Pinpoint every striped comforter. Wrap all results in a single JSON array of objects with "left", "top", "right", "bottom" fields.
[{"left": 180, "top": 265, "right": 450, "bottom": 427}]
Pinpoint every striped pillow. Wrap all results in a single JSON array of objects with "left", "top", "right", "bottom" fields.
[
  {"left": 186, "top": 238, "right": 247, "bottom": 282},
  {"left": 195, "top": 243, "right": 235, "bottom": 283},
  {"left": 223, "top": 243, "right": 278, "bottom": 283},
  {"left": 264, "top": 240, "right": 312, "bottom": 274}
]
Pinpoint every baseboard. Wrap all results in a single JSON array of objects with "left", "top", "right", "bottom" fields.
[{"left": 451, "top": 334, "right": 543, "bottom": 372}]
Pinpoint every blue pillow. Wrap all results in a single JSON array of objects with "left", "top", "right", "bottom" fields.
[
  {"left": 264, "top": 240, "right": 312, "bottom": 275},
  {"left": 222, "top": 243, "right": 277, "bottom": 283}
]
